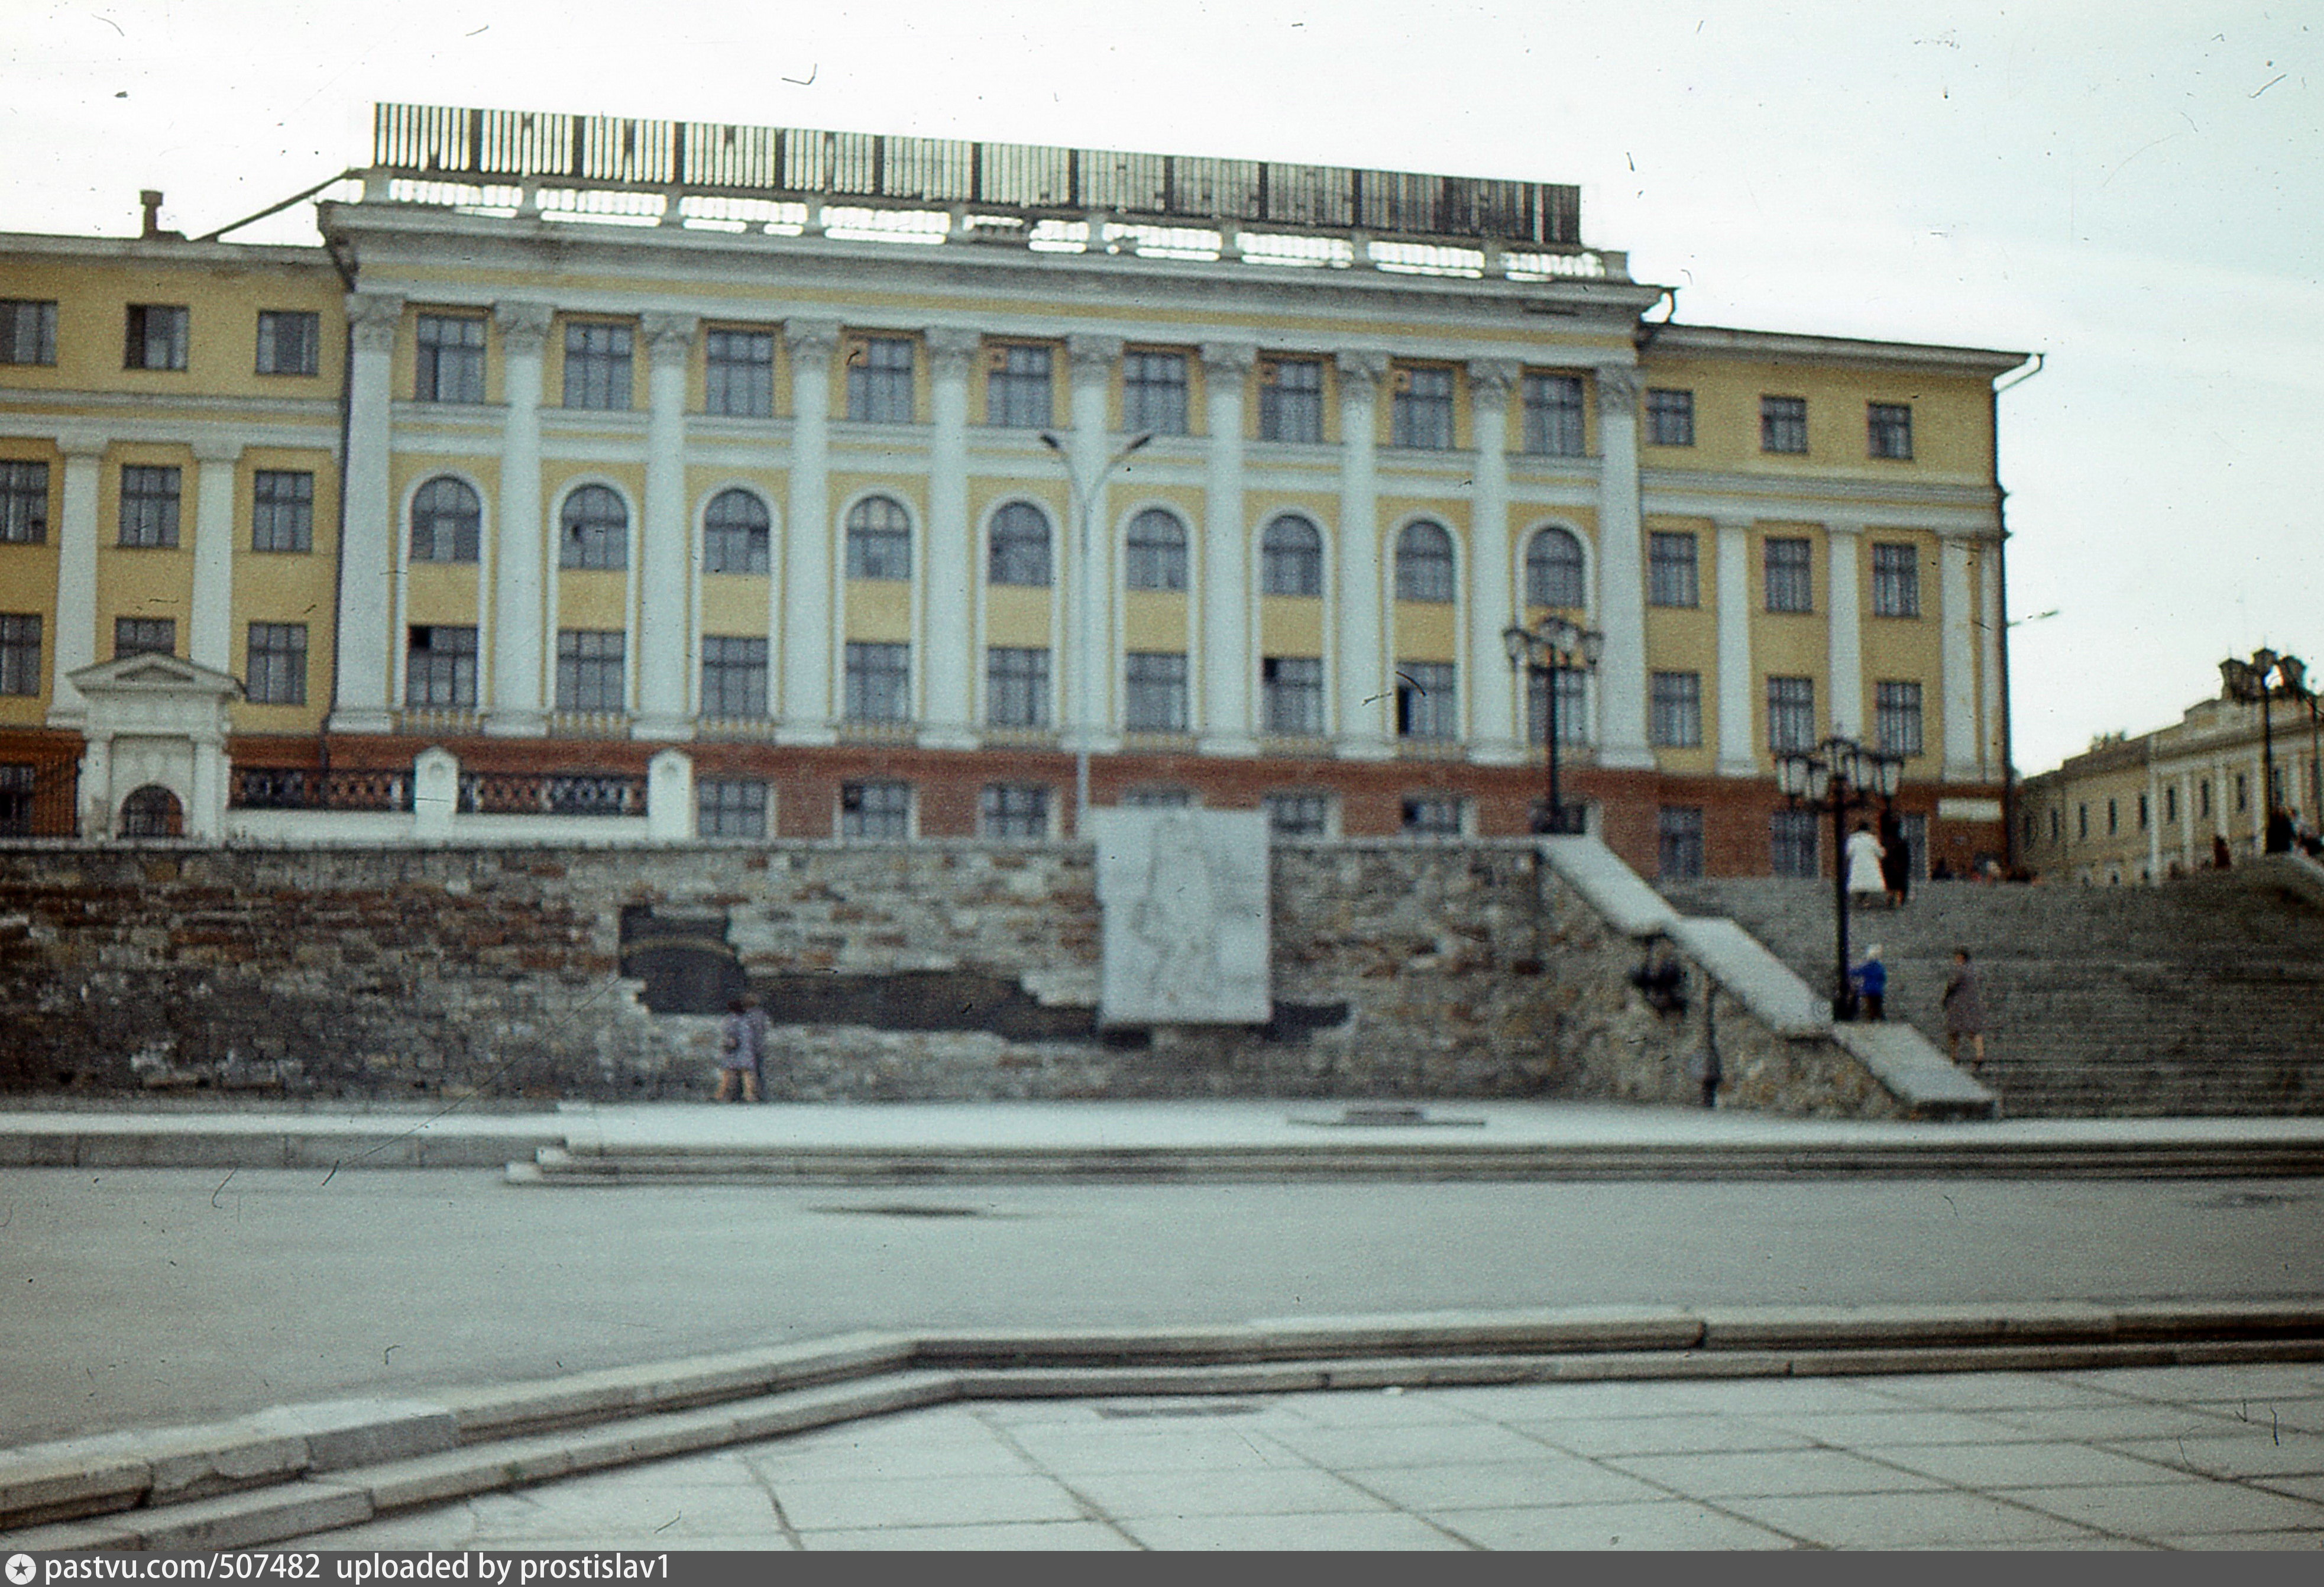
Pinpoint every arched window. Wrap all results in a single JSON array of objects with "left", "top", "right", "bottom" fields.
[
  {"left": 409, "top": 477, "right": 480, "bottom": 564},
  {"left": 988, "top": 502, "right": 1051, "bottom": 587},
  {"left": 845, "top": 495, "right": 911, "bottom": 580},
  {"left": 118, "top": 784, "right": 182, "bottom": 839},
  {"left": 1260, "top": 515, "right": 1323, "bottom": 597},
  {"left": 1525, "top": 526, "right": 1585, "bottom": 609},
  {"left": 1124, "top": 509, "right": 1188, "bottom": 591},
  {"left": 1395, "top": 520, "right": 1455, "bottom": 603},
  {"left": 703, "top": 489, "right": 770, "bottom": 576},
  {"left": 558, "top": 485, "right": 627, "bottom": 570}
]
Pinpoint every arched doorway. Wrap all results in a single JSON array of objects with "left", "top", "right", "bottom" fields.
[{"left": 118, "top": 784, "right": 184, "bottom": 839}]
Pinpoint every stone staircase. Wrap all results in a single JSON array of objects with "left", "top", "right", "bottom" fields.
[{"left": 1656, "top": 864, "right": 2324, "bottom": 1117}]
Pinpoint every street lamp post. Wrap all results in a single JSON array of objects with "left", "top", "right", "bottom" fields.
[
  {"left": 2219, "top": 648, "right": 2293, "bottom": 851},
  {"left": 1040, "top": 429, "right": 1153, "bottom": 837},
  {"left": 1502, "top": 616, "right": 1605, "bottom": 835},
  {"left": 1775, "top": 734, "right": 1902, "bottom": 1022}
]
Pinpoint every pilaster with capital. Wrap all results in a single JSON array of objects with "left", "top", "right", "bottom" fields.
[
  {"left": 188, "top": 438, "right": 242, "bottom": 674},
  {"left": 1978, "top": 537, "right": 2003, "bottom": 782},
  {"left": 45, "top": 431, "right": 108, "bottom": 728},
  {"left": 1467, "top": 359, "right": 1524, "bottom": 762},
  {"left": 1199, "top": 340, "right": 1258, "bottom": 755},
  {"left": 779, "top": 318, "right": 842, "bottom": 742},
  {"left": 483, "top": 301, "right": 554, "bottom": 735},
  {"left": 1940, "top": 532, "right": 1980, "bottom": 781},
  {"left": 921, "top": 327, "right": 982, "bottom": 748},
  {"left": 634, "top": 313, "right": 700, "bottom": 738},
  {"left": 1591, "top": 361, "right": 1652, "bottom": 768},
  {"left": 1332, "top": 350, "right": 1390, "bottom": 758},
  {"left": 1064, "top": 334, "right": 1122, "bottom": 752},
  {"left": 1825, "top": 519, "right": 1864, "bottom": 741},
  {"left": 1714, "top": 518, "right": 1757, "bottom": 775},
  {"left": 331, "top": 293, "right": 406, "bottom": 731}
]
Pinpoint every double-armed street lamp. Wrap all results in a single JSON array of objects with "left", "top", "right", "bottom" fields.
[
  {"left": 1039, "top": 428, "right": 1153, "bottom": 836},
  {"left": 1502, "top": 616, "right": 1605, "bottom": 835},
  {"left": 1775, "top": 733, "right": 1903, "bottom": 1022},
  {"left": 2219, "top": 648, "right": 2306, "bottom": 851}
]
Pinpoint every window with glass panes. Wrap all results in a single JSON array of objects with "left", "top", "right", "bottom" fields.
[
  {"left": 410, "top": 477, "right": 481, "bottom": 563},
  {"left": 704, "top": 329, "right": 775, "bottom": 418},
  {"left": 556, "top": 630, "right": 625, "bottom": 712},
  {"left": 124, "top": 305, "right": 187, "bottom": 370},
  {"left": 1265, "top": 792, "right": 1332, "bottom": 837},
  {"left": 0, "top": 762, "right": 33, "bottom": 835},
  {"left": 1763, "top": 536, "right": 1813, "bottom": 613},
  {"left": 1760, "top": 395, "right": 1808, "bottom": 454},
  {"left": 118, "top": 466, "right": 180, "bottom": 547},
  {"left": 1767, "top": 675, "right": 1816, "bottom": 752},
  {"left": 1646, "top": 387, "right": 1694, "bottom": 446},
  {"left": 255, "top": 311, "right": 319, "bottom": 376},
  {"left": 114, "top": 618, "right": 174, "bottom": 657},
  {"left": 1650, "top": 671, "right": 1702, "bottom": 747},
  {"left": 1259, "top": 357, "right": 1323, "bottom": 442},
  {"left": 986, "top": 344, "right": 1052, "bottom": 428},
  {"left": 1124, "top": 509, "right": 1187, "bottom": 590},
  {"left": 1647, "top": 532, "right": 1698, "bottom": 606},
  {"left": 1525, "top": 527, "right": 1584, "bottom": 607},
  {"left": 988, "top": 502, "right": 1051, "bottom": 586},
  {"left": 702, "top": 489, "right": 769, "bottom": 574},
  {"left": 1522, "top": 373, "right": 1586, "bottom": 455},
  {"left": 700, "top": 636, "right": 769, "bottom": 719},
  {"left": 1658, "top": 806, "right": 1705, "bottom": 879},
  {"left": 562, "top": 322, "right": 633, "bottom": 409},
  {"left": 1261, "top": 657, "right": 1324, "bottom": 736},
  {"left": 251, "top": 471, "right": 313, "bottom": 552},
  {"left": 1875, "top": 680, "right": 1925, "bottom": 758},
  {"left": 558, "top": 486, "right": 627, "bottom": 570},
  {"left": 1391, "top": 366, "right": 1455, "bottom": 449},
  {"left": 405, "top": 625, "right": 477, "bottom": 707},
  {"left": 1395, "top": 522, "right": 1455, "bottom": 603},
  {"left": 1871, "top": 543, "right": 1920, "bottom": 617},
  {"left": 1124, "top": 652, "right": 1189, "bottom": 733},
  {"left": 697, "top": 779, "right": 768, "bottom": 839},
  {"left": 1771, "top": 809, "right": 1819, "bottom": 878},
  {"left": 245, "top": 623, "right": 306, "bottom": 704},
  {"left": 1260, "top": 516, "right": 1323, "bottom": 596},
  {"left": 1526, "top": 664, "right": 1588, "bottom": 747},
  {"left": 1401, "top": 795, "right": 1464, "bottom": 836},
  {"left": 1121, "top": 787, "right": 1194, "bottom": 808},
  {"left": 846, "top": 336, "right": 914, "bottom": 423},
  {"left": 1396, "top": 662, "right": 1457, "bottom": 740},
  {"left": 1121, "top": 351, "right": 1188, "bottom": 435},
  {"left": 840, "top": 780, "right": 910, "bottom": 839},
  {"left": 0, "top": 615, "right": 40, "bottom": 695},
  {"left": 1, "top": 461, "right": 47, "bottom": 544},
  {"left": 1867, "top": 402, "right": 1914, "bottom": 460},
  {"left": 415, "top": 314, "right": 486, "bottom": 402},
  {"left": 986, "top": 646, "right": 1050, "bottom": 728},
  {"left": 844, "top": 642, "right": 909, "bottom": 721},
  {"left": 845, "top": 496, "right": 911, "bottom": 580},
  {"left": 980, "top": 783, "right": 1050, "bottom": 839},
  {"left": 1, "top": 300, "right": 56, "bottom": 366}
]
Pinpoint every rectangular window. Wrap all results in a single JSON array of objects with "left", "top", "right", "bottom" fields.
[
  {"left": 1647, "top": 532, "right": 1699, "bottom": 607},
  {"left": 986, "top": 646, "right": 1051, "bottom": 729},
  {"left": 1121, "top": 350, "right": 1189, "bottom": 435},
  {"left": 2108, "top": 798, "right": 2119, "bottom": 836},
  {"left": 844, "top": 335, "right": 914, "bottom": 424},
  {"left": 114, "top": 617, "right": 175, "bottom": 658},
  {"left": 124, "top": 305, "right": 188, "bottom": 370},
  {"left": 1763, "top": 537, "right": 1814, "bottom": 613},
  {"left": 1645, "top": 387, "right": 1694, "bottom": 447},
  {"left": 1261, "top": 656, "right": 1325, "bottom": 737},
  {"left": 555, "top": 629, "right": 626, "bottom": 713},
  {"left": 1401, "top": 795, "right": 1464, "bottom": 836},
  {"left": 118, "top": 465, "right": 180, "bottom": 547},
  {"left": 1650, "top": 671, "right": 1703, "bottom": 748},
  {"left": 706, "top": 328, "right": 775, "bottom": 418},
  {"left": 697, "top": 778, "right": 769, "bottom": 839},
  {"left": 980, "top": 783, "right": 1050, "bottom": 840},
  {"left": 1526, "top": 665, "right": 1588, "bottom": 747},
  {"left": 0, "top": 614, "right": 40, "bottom": 695},
  {"left": 1899, "top": 812, "right": 1928, "bottom": 881},
  {"left": 1264, "top": 792, "right": 1332, "bottom": 837},
  {"left": 562, "top": 322, "right": 633, "bottom": 409},
  {"left": 2079, "top": 804, "right": 2089, "bottom": 840},
  {"left": 1, "top": 460, "right": 48, "bottom": 544},
  {"left": 1771, "top": 809, "right": 1819, "bottom": 878},
  {"left": 1396, "top": 661, "right": 1458, "bottom": 741},
  {"left": 415, "top": 314, "right": 487, "bottom": 403},
  {"left": 255, "top": 311, "right": 319, "bottom": 376},
  {"left": 840, "top": 780, "right": 911, "bottom": 840},
  {"left": 1760, "top": 395, "right": 1808, "bottom": 454},
  {"left": 1868, "top": 402, "right": 1914, "bottom": 460},
  {"left": 245, "top": 622, "right": 308, "bottom": 705},
  {"left": 986, "top": 344, "right": 1052, "bottom": 429},
  {"left": 2166, "top": 785, "right": 2178, "bottom": 824},
  {"left": 1, "top": 299, "right": 57, "bottom": 365},
  {"left": 1124, "top": 651, "right": 1190, "bottom": 733},
  {"left": 251, "top": 470, "right": 313, "bottom": 553},
  {"left": 1658, "top": 806, "right": 1706, "bottom": 880},
  {"left": 1258, "top": 357, "right": 1323, "bottom": 443},
  {"left": 1767, "top": 675, "right": 1817, "bottom": 754},
  {"left": 1871, "top": 543, "right": 1921, "bottom": 618},
  {"left": 405, "top": 625, "right": 478, "bottom": 707},
  {"left": 700, "top": 636, "right": 769, "bottom": 719},
  {"left": 2201, "top": 780, "right": 2212, "bottom": 818},
  {"left": 1521, "top": 373, "right": 1586, "bottom": 456},
  {"left": 1391, "top": 366, "right": 1455, "bottom": 449},
  {"left": 0, "top": 763, "right": 29, "bottom": 836},
  {"left": 843, "top": 641, "right": 910, "bottom": 722},
  {"left": 1875, "top": 680, "right": 1925, "bottom": 758},
  {"left": 2137, "top": 793, "right": 2149, "bottom": 830}
]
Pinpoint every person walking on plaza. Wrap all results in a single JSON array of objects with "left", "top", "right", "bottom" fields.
[
  {"left": 1846, "top": 821, "right": 1887, "bottom": 909},
  {"left": 1850, "top": 943, "right": 1887, "bottom": 1022},
  {"left": 1942, "top": 948, "right": 1987, "bottom": 1072},
  {"left": 742, "top": 993, "right": 772, "bottom": 1101},
  {"left": 716, "top": 998, "right": 762, "bottom": 1103},
  {"left": 1878, "top": 801, "right": 1911, "bottom": 908}
]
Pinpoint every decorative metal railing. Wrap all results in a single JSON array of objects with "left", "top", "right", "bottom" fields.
[
  {"left": 231, "top": 767, "right": 413, "bottom": 812},
  {"left": 459, "top": 772, "right": 645, "bottom": 817}
]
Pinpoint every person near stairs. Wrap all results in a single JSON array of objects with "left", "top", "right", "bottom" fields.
[
  {"left": 1878, "top": 801, "right": 1911, "bottom": 907},
  {"left": 1942, "top": 948, "right": 1987, "bottom": 1072},
  {"left": 1846, "top": 821, "right": 1888, "bottom": 909},
  {"left": 1850, "top": 944, "right": 1887, "bottom": 1021},
  {"left": 716, "top": 997, "right": 762, "bottom": 1103}
]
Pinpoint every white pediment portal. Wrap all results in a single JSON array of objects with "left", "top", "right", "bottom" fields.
[{"left": 66, "top": 654, "right": 244, "bottom": 841}]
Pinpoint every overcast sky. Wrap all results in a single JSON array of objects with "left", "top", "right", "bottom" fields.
[{"left": 5, "top": 0, "right": 2317, "bottom": 778}]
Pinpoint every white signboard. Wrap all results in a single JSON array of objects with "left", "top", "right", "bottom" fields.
[{"left": 1091, "top": 809, "right": 1271, "bottom": 1027}]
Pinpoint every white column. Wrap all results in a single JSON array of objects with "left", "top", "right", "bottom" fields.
[
  {"left": 1465, "top": 358, "right": 1522, "bottom": 764},
  {"left": 187, "top": 439, "right": 240, "bottom": 674},
  {"left": 1714, "top": 516, "right": 1756, "bottom": 775},
  {"left": 1593, "top": 363, "right": 1652, "bottom": 769},
  {"left": 486, "top": 300, "right": 552, "bottom": 736},
  {"left": 1825, "top": 519, "right": 1864, "bottom": 740},
  {"left": 1939, "top": 532, "right": 1979, "bottom": 780},
  {"left": 920, "top": 327, "right": 979, "bottom": 749},
  {"left": 1066, "top": 333, "right": 1123, "bottom": 752},
  {"left": 46, "top": 430, "right": 107, "bottom": 728},
  {"left": 778, "top": 317, "right": 840, "bottom": 744},
  {"left": 2146, "top": 764, "right": 2164, "bottom": 883},
  {"left": 633, "top": 312, "right": 698, "bottom": 740},
  {"left": 75, "top": 732, "right": 111, "bottom": 838},
  {"left": 1199, "top": 340, "right": 1258, "bottom": 756},
  {"left": 331, "top": 291, "right": 402, "bottom": 732},
  {"left": 1333, "top": 349, "right": 1389, "bottom": 759},
  {"left": 1979, "top": 536, "right": 2005, "bottom": 781}
]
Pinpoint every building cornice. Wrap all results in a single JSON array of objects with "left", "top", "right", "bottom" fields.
[{"left": 1647, "top": 322, "right": 2033, "bottom": 381}]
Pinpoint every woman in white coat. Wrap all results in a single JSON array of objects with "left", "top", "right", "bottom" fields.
[{"left": 1845, "top": 821, "right": 1887, "bottom": 906}]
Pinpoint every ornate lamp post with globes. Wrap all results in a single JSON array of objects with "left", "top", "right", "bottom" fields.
[
  {"left": 2219, "top": 648, "right": 2297, "bottom": 851},
  {"left": 1503, "top": 615, "right": 1605, "bottom": 835},
  {"left": 1775, "top": 734, "right": 1902, "bottom": 1022}
]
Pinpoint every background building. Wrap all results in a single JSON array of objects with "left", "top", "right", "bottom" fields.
[{"left": 0, "top": 104, "right": 2026, "bottom": 876}]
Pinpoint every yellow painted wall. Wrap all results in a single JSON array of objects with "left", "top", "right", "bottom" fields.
[
  {"left": 404, "top": 563, "right": 481, "bottom": 627},
  {"left": 984, "top": 585, "right": 1052, "bottom": 648},
  {"left": 1260, "top": 597, "right": 1324, "bottom": 656},
  {"left": 228, "top": 445, "right": 341, "bottom": 733},
  {"left": 845, "top": 577, "right": 911, "bottom": 642},
  {"left": 1635, "top": 354, "right": 1993, "bottom": 480},
  {"left": 95, "top": 442, "right": 195, "bottom": 653},
  {"left": 1122, "top": 592, "right": 1187, "bottom": 652},
  {"left": 700, "top": 578, "right": 769, "bottom": 636},
  {"left": 556, "top": 571, "right": 629, "bottom": 632},
  {"left": 0, "top": 438, "right": 62, "bottom": 718},
  {"left": 1859, "top": 529, "right": 1946, "bottom": 774}
]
